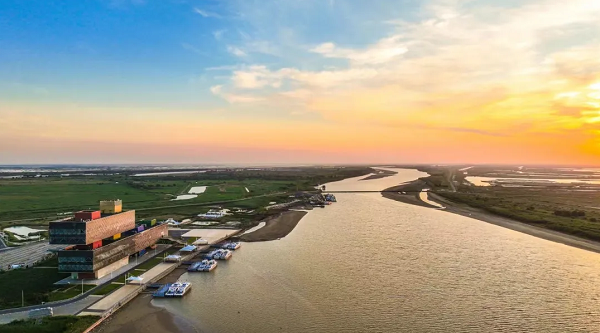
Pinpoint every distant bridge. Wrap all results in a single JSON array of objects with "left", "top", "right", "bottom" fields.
[{"left": 325, "top": 190, "right": 423, "bottom": 193}]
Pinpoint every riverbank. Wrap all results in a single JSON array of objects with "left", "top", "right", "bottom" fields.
[
  {"left": 381, "top": 180, "right": 440, "bottom": 209},
  {"left": 93, "top": 210, "right": 310, "bottom": 331},
  {"left": 239, "top": 210, "right": 308, "bottom": 242},
  {"left": 382, "top": 183, "right": 600, "bottom": 254},
  {"left": 93, "top": 210, "right": 309, "bottom": 332},
  {"left": 93, "top": 268, "right": 195, "bottom": 333},
  {"left": 360, "top": 169, "right": 397, "bottom": 181}
]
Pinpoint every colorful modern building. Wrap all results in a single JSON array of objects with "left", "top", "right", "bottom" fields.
[{"left": 49, "top": 200, "right": 166, "bottom": 279}]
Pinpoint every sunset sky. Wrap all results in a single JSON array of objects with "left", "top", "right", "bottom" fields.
[{"left": 1, "top": 0, "right": 600, "bottom": 165}]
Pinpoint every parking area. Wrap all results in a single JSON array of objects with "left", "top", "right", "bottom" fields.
[{"left": 0, "top": 242, "right": 64, "bottom": 270}]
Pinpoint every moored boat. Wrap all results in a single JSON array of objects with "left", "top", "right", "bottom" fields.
[
  {"left": 206, "top": 249, "right": 232, "bottom": 260},
  {"left": 213, "top": 241, "right": 241, "bottom": 250},
  {"left": 173, "top": 282, "right": 192, "bottom": 297},
  {"left": 188, "top": 259, "right": 218, "bottom": 272}
]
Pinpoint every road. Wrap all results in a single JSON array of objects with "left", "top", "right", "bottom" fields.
[
  {"left": 0, "top": 295, "right": 103, "bottom": 324},
  {"left": 0, "top": 241, "right": 64, "bottom": 270}
]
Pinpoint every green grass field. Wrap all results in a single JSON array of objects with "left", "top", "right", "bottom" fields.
[
  {"left": 47, "top": 285, "right": 96, "bottom": 302},
  {"left": 0, "top": 167, "right": 370, "bottom": 225},
  {"left": 0, "top": 268, "right": 70, "bottom": 309},
  {"left": 0, "top": 315, "right": 99, "bottom": 333},
  {"left": 0, "top": 178, "right": 301, "bottom": 223}
]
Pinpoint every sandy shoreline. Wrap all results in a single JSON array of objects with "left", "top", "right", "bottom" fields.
[
  {"left": 94, "top": 267, "right": 199, "bottom": 333},
  {"left": 239, "top": 210, "right": 308, "bottom": 242},
  {"left": 382, "top": 182, "right": 600, "bottom": 255},
  {"left": 360, "top": 169, "right": 398, "bottom": 181},
  {"left": 381, "top": 180, "right": 440, "bottom": 209}
]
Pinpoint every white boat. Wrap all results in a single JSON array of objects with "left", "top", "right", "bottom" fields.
[
  {"left": 173, "top": 282, "right": 192, "bottom": 297},
  {"left": 199, "top": 259, "right": 218, "bottom": 271},
  {"left": 188, "top": 260, "right": 218, "bottom": 272},
  {"left": 207, "top": 249, "right": 232, "bottom": 260},
  {"left": 165, "top": 282, "right": 181, "bottom": 297},
  {"left": 188, "top": 262, "right": 202, "bottom": 272},
  {"left": 213, "top": 242, "right": 241, "bottom": 250}
]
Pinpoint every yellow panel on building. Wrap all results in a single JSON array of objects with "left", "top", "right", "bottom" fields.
[
  {"left": 113, "top": 233, "right": 121, "bottom": 240},
  {"left": 100, "top": 199, "right": 123, "bottom": 214}
]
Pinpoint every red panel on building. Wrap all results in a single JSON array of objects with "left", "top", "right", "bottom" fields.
[
  {"left": 92, "top": 240, "right": 102, "bottom": 249},
  {"left": 74, "top": 210, "right": 101, "bottom": 222}
]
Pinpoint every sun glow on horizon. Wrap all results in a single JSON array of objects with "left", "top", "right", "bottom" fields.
[{"left": 1, "top": 0, "right": 600, "bottom": 164}]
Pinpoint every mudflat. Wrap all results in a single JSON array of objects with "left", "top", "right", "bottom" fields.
[
  {"left": 381, "top": 180, "right": 440, "bottom": 209},
  {"left": 240, "top": 210, "right": 308, "bottom": 242},
  {"left": 92, "top": 293, "right": 196, "bottom": 333},
  {"left": 93, "top": 268, "right": 197, "bottom": 333}
]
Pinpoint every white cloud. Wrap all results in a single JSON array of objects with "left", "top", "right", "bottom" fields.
[
  {"left": 310, "top": 36, "right": 408, "bottom": 64},
  {"left": 210, "top": 84, "right": 264, "bottom": 103},
  {"left": 194, "top": 8, "right": 221, "bottom": 18},
  {"left": 210, "top": 85, "right": 223, "bottom": 95},
  {"left": 205, "top": 65, "right": 240, "bottom": 71},
  {"left": 212, "top": 29, "right": 226, "bottom": 40},
  {"left": 212, "top": 0, "right": 600, "bottom": 135},
  {"left": 227, "top": 45, "right": 247, "bottom": 57}
]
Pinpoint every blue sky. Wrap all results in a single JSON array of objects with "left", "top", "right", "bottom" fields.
[
  {"left": 1, "top": 0, "right": 600, "bottom": 164},
  {"left": 0, "top": 0, "right": 416, "bottom": 108}
]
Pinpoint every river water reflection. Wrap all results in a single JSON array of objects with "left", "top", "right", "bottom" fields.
[{"left": 154, "top": 169, "right": 600, "bottom": 332}]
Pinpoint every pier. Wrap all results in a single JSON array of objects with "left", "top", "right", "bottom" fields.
[{"left": 77, "top": 228, "right": 240, "bottom": 318}]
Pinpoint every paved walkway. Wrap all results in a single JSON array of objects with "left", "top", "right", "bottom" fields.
[
  {"left": 77, "top": 252, "right": 199, "bottom": 317},
  {"left": 78, "top": 286, "right": 141, "bottom": 316}
]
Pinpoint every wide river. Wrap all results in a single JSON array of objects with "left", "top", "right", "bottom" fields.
[{"left": 155, "top": 169, "right": 600, "bottom": 332}]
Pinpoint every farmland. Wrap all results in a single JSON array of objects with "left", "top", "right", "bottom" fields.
[{"left": 0, "top": 167, "right": 371, "bottom": 227}]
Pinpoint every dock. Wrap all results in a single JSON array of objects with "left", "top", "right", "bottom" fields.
[{"left": 77, "top": 228, "right": 240, "bottom": 318}]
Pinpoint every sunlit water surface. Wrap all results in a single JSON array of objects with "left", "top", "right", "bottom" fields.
[{"left": 154, "top": 169, "right": 600, "bottom": 333}]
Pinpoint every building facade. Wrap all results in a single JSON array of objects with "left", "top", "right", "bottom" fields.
[{"left": 50, "top": 201, "right": 165, "bottom": 279}]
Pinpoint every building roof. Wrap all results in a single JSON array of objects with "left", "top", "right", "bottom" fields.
[
  {"left": 181, "top": 245, "right": 197, "bottom": 252},
  {"left": 180, "top": 228, "right": 240, "bottom": 245}
]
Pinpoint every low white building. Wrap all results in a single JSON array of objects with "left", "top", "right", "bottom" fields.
[{"left": 197, "top": 208, "right": 229, "bottom": 219}]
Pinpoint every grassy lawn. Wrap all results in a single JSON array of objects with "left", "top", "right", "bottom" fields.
[
  {"left": 0, "top": 268, "right": 69, "bottom": 309},
  {"left": 91, "top": 282, "right": 123, "bottom": 296},
  {"left": 133, "top": 256, "right": 164, "bottom": 271},
  {"left": 0, "top": 315, "right": 99, "bottom": 333},
  {"left": 47, "top": 285, "right": 96, "bottom": 302}
]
